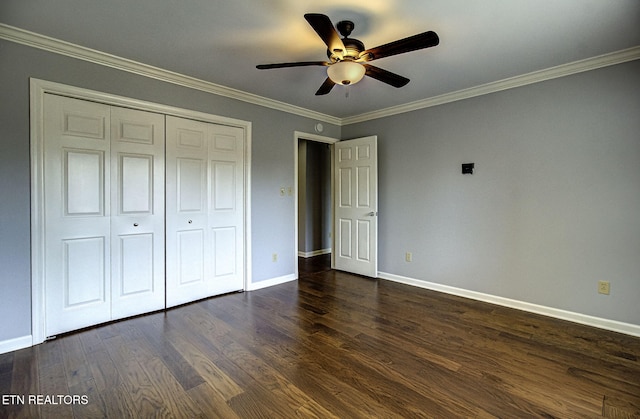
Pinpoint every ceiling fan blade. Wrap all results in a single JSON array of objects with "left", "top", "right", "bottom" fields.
[
  {"left": 256, "top": 61, "right": 329, "bottom": 70},
  {"left": 304, "top": 13, "right": 346, "bottom": 58},
  {"left": 315, "top": 77, "right": 336, "bottom": 95},
  {"left": 363, "top": 64, "right": 410, "bottom": 88},
  {"left": 359, "top": 31, "right": 439, "bottom": 62}
]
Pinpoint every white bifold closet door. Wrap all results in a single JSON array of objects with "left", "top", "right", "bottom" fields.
[
  {"left": 43, "top": 94, "right": 165, "bottom": 337},
  {"left": 165, "top": 115, "right": 245, "bottom": 308}
]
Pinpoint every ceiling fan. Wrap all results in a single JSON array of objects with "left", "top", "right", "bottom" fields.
[{"left": 256, "top": 13, "right": 439, "bottom": 95}]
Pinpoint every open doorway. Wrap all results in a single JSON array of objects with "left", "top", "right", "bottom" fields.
[
  {"left": 298, "top": 139, "right": 332, "bottom": 256},
  {"left": 294, "top": 131, "right": 338, "bottom": 278}
]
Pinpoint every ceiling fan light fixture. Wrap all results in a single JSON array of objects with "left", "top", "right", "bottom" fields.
[{"left": 327, "top": 61, "right": 366, "bottom": 85}]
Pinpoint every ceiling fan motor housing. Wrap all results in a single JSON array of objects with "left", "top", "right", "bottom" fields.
[{"left": 327, "top": 37, "right": 365, "bottom": 61}]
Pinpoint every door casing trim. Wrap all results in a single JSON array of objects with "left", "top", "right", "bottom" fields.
[{"left": 293, "top": 131, "right": 338, "bottom": 279}]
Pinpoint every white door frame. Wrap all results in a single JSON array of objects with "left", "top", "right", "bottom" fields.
[
  {"left": 30, "top": 78, "right": 252, "bottom": 345},
  {"left": 293, "top": 131, "right": 338, "bottom": 278}
]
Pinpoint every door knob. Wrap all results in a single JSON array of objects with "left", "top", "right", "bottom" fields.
[
  {"left": 188, "top": 220, "right": 193, "bottom": 224},
  {"left": 367, "top": 211, "right": 378, "bottom": 216},
  {"left": 133, "top": 223, "right": 139, "bottom": 227}
]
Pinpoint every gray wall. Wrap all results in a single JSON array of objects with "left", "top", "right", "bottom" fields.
[
  {"left": 0, "top": 39, "right": 339, "bottom": 343},
  {"left": 343, "top": 59, "right": 640, "bottom": 325}
]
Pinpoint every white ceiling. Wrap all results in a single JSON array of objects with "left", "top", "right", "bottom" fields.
[{"left": 2, "top": 0, "right": 639, "bottom": 119}]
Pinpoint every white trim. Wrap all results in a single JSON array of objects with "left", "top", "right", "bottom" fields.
[
  {"left": 294, "top": 131, "right": 339, "bottom": 279},
  {"left": 342, "top": 46, "right": 640, "bottom": 125},
  {"left": 246, "top": 274, "right": 296, "bottom": 291},
  {"left": 379, "top": 272, "right": 640, "bottom": 338},
  {"left": 244, "top": 126, "right": 253, "bottom": 295},
  {"left": 293, "top": 131, "right": 341, "bottom": 145},
  {"left": 0, "top": 335, "right": 33, "bottom": 355},
  {"left": 298, "top": 249, "right": 332, "bottom": 258},
  {"left": 30, "top": 78, "right": 252, "bottom": 345},
  {"left": 0, "top": 24, "right": 340, "bottom": 126},
  {"left": 3, "top": 24, "right": 639, "bottom": 128}
]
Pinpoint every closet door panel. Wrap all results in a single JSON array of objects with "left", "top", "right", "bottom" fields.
[
  {"left": 208, "top": 126, "right": 245, "bottom": 296},
  {"left": 43, "top": 94, "right": 112, "bottom": 337},
  {"left": 166, "top": 116, "right": 211, "bottom": 307},
  {"left": 110, "top": 107, "right": 166, "bottom": 319}
]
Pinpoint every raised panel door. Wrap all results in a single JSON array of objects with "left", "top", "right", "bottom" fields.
[
  {"left": 334, "top": 136, "right": 378, "bottom": 277},
  {"left": 209, "top": 125, "right": 244, "bottom": 295},
  {"left": 166, "top": 116, "right": 211, "bottom": 307},
  {"left": 44, "top": 94, "right": 112, "bottom": 336},
  {"left": 110, "top": 107, "right": 165, "bottom": 319}
]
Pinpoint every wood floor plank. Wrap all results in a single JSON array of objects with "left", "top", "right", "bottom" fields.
[
  {"left": 60, "top": 334, "right": 93, "bottom": 389},
  {"left": 186, "top": 382, "right": 241, "bottom": 418},
  {"left": 68, "top": 378, "right": 106, "bottom": 419},
  {"left": 36, "top": 339, "right": 63, "bottom": 371},
  {"left": 38, "top": 362, "right": 73, "bottom": 418},
  {"left": 0, "top": 352, "right": 13, "bottom": 378},
  {"left": 77, "top": 328, "right": 104, "bottom": 355},
  {"left": 209, "top": 333, "right": 340, "bottom": 418},
  {"left": 135, "top": 315, "right": 206, "bottom": 392},
  {"left": 81, "top": 348, "right": 121, "bottom": 392},
  {"left": 603, "top": 394, "right": 640, "bottom": 419},
  {"left": 101, "top": 334, "right": 175, "bottom": 417},
  {"left": 138, "top": 356, "right": 204, "bottom": 418},
  {"left": 6, "top": 348, "right": 39, "bottom": 419},
  {"left": 99, "top": 386, "right": 137, "bottom": 419},
  {"left": 225, "top": 383, "right": 286, "bottom": 418},
  {"left": 164, "top": 327, "right": 244, "bottom": 400}
]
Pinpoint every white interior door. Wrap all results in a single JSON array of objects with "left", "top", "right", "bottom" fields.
[
  {"left": 110, "top": 106, "right": 165, "bottom": 319},
  {"left": 334, "top": 136, "right": 378, "bottom": 277},
  {"left": 44, "top": 94, "right": 113, "bottom": 336},
  {"left": 166, "top": 116, "right": 244, "bottom": 307}
]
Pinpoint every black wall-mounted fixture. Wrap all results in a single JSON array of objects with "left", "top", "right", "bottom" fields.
[{"left": 462, "top": 163, "right": 474, "bottom": 174}]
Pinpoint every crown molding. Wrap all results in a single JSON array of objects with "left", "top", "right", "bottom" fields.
[
  {"left": 342, "top": 45, "right": 640, "bottom": 125},
  {"left": 0, "top": 23, "right": 342, "bottom": 126},
  {"left": 2, "top": 24, "right": 638, "bottom": 128}
]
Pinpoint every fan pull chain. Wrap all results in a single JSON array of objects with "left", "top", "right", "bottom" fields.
[{"left": 345, "top": 85, "right": 350, "bottom": 98}]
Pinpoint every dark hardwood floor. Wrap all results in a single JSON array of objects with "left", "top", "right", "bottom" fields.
[{"left": 2, "top": 254, "right": 639, "bottom": 418}]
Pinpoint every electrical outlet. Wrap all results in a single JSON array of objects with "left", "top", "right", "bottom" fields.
[
  {"left": 272, "top": 253, "right": 278, "bottom": 262},
  {"left": 287, "top": 186, "right": 293, "bottom": 196},
  {"left": 598, "top": 280, "right": 610, "bottom": 295},
  {"left": 405, "top": 252, "right": 412, "bottom": 262}
]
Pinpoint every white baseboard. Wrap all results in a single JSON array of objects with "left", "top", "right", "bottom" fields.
[
  {"left": 298, "top": 249, "right": 331, "bottom": 258},
  {"left": 0, "top": 335, "right": 33, "bottom": 354},
  {"left": 378, "top": 272, "right": 640, "bottom": 338},
  {"left": 247, "top": 274, "right": 296, "bottom": 291}
]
